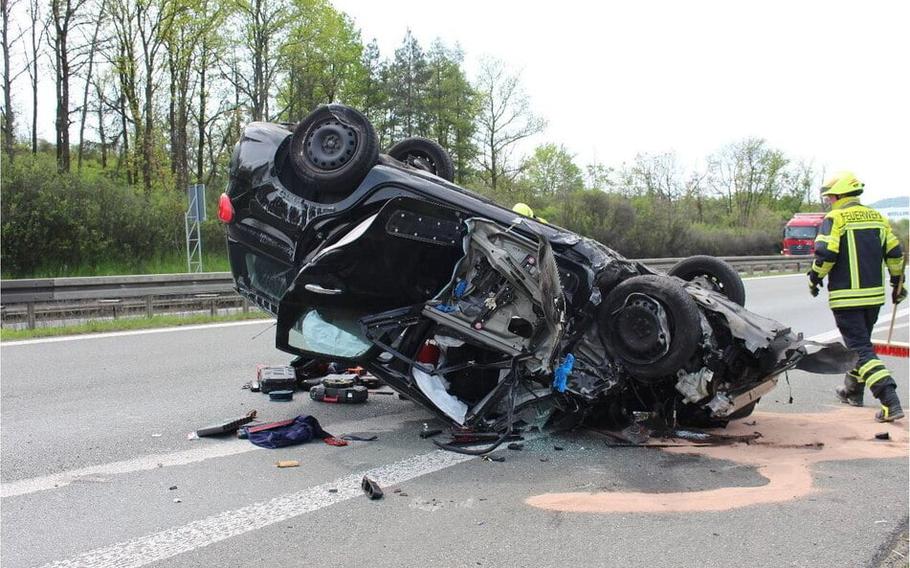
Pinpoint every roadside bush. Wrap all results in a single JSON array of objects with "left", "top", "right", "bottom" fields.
[{"left": 0, "top": 154, "right": 186, "bottom": 277}]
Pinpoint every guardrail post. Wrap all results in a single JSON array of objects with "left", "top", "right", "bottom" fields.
[
  {"left": 242, "top": 298, "right": 250, "bottom": 313},
  {"left": 145, "top": 295, "right": 154, "bottom": 318},
  {"left": 210, "top": 299, "right": 217, "bottom": 317},
  {"left": 27, "top": 302, "right": 36, "bottom": 329},
  {"left": 748, "top": 264, "right": 755, "bottom": 277}
]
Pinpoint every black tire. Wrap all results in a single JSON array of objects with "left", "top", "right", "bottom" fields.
[
  {"left": 599, "top": 275, "right": 701, "bottom": 381},
  {"left": 288, "top": 104, "right": 379, "bottom": 196},
  {"left": 386, "top": 137, "right": 455, "bottom": 182},
  {"left": 668, "top": 255, "right": 746, "bottom": 306}
]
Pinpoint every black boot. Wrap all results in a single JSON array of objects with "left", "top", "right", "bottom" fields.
[
  {"left": 875, "top": 388, "right": 905, "bottom": 423},
  {"left": 835, "top": 373, "right": 864, "bottom": 407}
]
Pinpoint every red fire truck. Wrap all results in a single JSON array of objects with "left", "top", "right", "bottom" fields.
[{"left": 782, "top": 212, "right": 826, "bottom": 255}]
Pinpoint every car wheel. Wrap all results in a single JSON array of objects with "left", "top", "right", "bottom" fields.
[
  {"left": 386, "top": 137, "right": 455, "bottom": 182},
  {"left": 599, "top": 275, "right": 701, "bottom": 382},
  {"left": 668, "top": 255, "right": 746, "bottom": 306},
  {"left": 288, "top": 104, "right": 379, "bottom": 197}
]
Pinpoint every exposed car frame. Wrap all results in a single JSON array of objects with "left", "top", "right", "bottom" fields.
[{"left": 223, "top": 105, "right": 850, "bottom": 447}]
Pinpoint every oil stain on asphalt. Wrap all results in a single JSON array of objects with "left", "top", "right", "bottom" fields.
[{"left": 526, "top": 407, "right": 909, "bottom": 513}]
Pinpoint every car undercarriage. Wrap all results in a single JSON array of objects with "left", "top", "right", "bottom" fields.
[{"left": 222, "top": 104, "right": 853, "bottom": 448}]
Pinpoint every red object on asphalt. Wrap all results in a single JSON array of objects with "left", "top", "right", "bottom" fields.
[{"left": 218, "top": 193, "right": 234, "bottom": 223}]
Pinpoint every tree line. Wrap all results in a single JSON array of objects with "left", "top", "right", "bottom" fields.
[
  {"left": 2, "top": 0, "right": 857, "bottom": 278},
  {"left": 0, "top": 0, "right": 543, "bottom": 191}
]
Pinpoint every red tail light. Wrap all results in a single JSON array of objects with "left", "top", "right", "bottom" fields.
[{"left": 218, "top": 193, "right": 234, "bottom": 223}]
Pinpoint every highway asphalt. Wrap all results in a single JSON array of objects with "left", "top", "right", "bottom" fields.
[{"left": 1, "top": 273, "right": 908, "bottom": 568}]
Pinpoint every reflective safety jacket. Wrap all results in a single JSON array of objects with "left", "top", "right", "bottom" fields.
[{"left": 812, "top": 197, "right": 904, "bottom": 309}]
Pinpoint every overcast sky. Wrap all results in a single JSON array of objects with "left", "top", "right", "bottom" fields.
[{"left": 333, "top": 0, "right": 909, "bottom": 202}]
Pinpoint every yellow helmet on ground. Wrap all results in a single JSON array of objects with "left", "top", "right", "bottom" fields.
[
  {"left": 821, "top": 171, "right": 864, "bottom": 197},
  {"left": 512, "top": 202, "right": 535, "bottom": 217}
]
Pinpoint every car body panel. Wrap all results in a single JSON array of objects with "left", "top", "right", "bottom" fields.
[{"left": 224, "top": 119, "right": 852, "bottom": 434}]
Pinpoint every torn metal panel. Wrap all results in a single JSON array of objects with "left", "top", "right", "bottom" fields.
[{"left": 224, "top": 106, "right": 846, "bottom": 442}]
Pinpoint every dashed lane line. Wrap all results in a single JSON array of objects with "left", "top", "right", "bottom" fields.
[
  {"left": 36, "top": 450, "right": 475, "bottom": 568},
  {"left": 0, "top": 409, "right": 426, "bottom": 499}
]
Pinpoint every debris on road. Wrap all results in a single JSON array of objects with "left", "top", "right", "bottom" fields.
[
  {"left": 194, "top": 410, "right": 257, "bottom": 438},
  {"left": 361, "top": 476, "right": 384, "bottom": 500},
  {"left": 481, "top": 455, "right": 505, "bottom": 463},
  {"left": 258, "top": 365, "right": 297, "bottom": 393},
  {"left": 340, "top": 434, "right": 378, "bottom": 442},
  {"left": 420, "top": 428, "right": 443, "bottom": 439},
  {"left": 168, "top": 485, "right": 177, "bottom": 490},
  {"left": 310, "top": 383, "right": 368, "bottom": 404},
  {"left": 276, "top": 460, "right": 300, "bottom": 468},
  {"left": 244, "top": 415, "right": 346, "bottom": 449},
  {"left": 268, "top": 390, "right": 294, "bottom": 401},
  {"left": 875, "top": 432, "right": 891, "bottom": 440},
  {"left": 507, "top": 443, "right": 524, "bottom": 451},
  {"left": 173, "top": 498, "right": 182, "bottom": 503},
  {"left": 151, "top": 433, "right": 162, "bottom": 438}
]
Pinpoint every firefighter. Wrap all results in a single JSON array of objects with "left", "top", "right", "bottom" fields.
[
  {"left": 512, "top": 202, "right": 547, "bottom": 224},
  {"left": 807, "top": 171, "right": 906, "bottom": 422}
]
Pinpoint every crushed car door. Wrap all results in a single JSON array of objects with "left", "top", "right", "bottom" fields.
[{"left": 276, "top": 196, "right": 467, "bottom": 361}]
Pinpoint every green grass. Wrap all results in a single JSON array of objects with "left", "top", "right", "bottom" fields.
[
  {"left": 0, "top": 312, "right": 271, "bottom": 341},
  {"left": 2, "top": 252, "right": 231, "bottom": 279}
]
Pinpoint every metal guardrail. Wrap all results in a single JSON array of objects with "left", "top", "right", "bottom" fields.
[{"left": 0, "top": 255, "right": 814, "bottom": 329}]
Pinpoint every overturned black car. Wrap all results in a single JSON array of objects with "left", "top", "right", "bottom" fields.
[{"left": 222, "top": 104, "right": 848, "bottom": 444}]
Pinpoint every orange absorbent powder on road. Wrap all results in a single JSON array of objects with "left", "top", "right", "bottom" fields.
[{"left": 526, "top": 407, "right": 909, "bottom": 514}]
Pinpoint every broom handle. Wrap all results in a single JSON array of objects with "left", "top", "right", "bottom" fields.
[{"left": 887, "top": 252, "right": 908, "bottom": 346}]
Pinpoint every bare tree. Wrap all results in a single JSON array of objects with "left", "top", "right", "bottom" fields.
[
  {"left": 473, "top": 57, "right": 544, "bottom": 191},
  {"left": 108, "top": 0, "right": 177, "bottom": 191},
  {"left": 708, "top": 138, "right": 789, "bottom": 227},
  {"left": 1, "top": 0, "right": 19, "bottom": 160},
  {"left": 50, "top": 0, "right": 89, "bottom": 172},
  {"left": 228, "top": 0, "right": 290, "bottom": 121},
  {"left": 23, "top": 0, "right": 42, "bottom": 154},
  {"left": 76, "top": 0, "right": 106, "bottom": 171}
]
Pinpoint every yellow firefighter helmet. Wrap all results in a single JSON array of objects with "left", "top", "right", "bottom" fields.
[{"left": 821, "top": 171, "right": 864, "bottom": 197}]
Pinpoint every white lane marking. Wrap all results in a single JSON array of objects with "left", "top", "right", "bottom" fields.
[
  {"left": 873, "top": 321, "right": 909, "bottom": 335},
  {"left": 0, "top": 319, "right": 273, "bottom": 347},
  {"left": 744, "top": 273, "right": 804, "bottom": 281},
  {"left": 808, "top": 328, "right": 845, "bottom": 343},
  {"left": 1, "top": 409, "right": 425, "bottom": 499},
  {"left": 806, "top": 308, "right": 909, "bottom": 344},
  {"left": 37, "top": 450, "right": 475, "bottom": 568}
]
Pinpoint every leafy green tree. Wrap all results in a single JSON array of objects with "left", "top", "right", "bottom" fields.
[
  {"left": 356, "top": 39, "right": 391, "bottom": 145},
  {"left": 386, "top": 30, "right": 429, "bottom": 140},
  {"left": 278, "top": 0, "right": 365, "bottom": 121},
  {"left": 521, "top": 143, "right": 583, "bottom": 196},
  {"left": 425, "top": 40, "right": 477, "bottom": 183}
]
